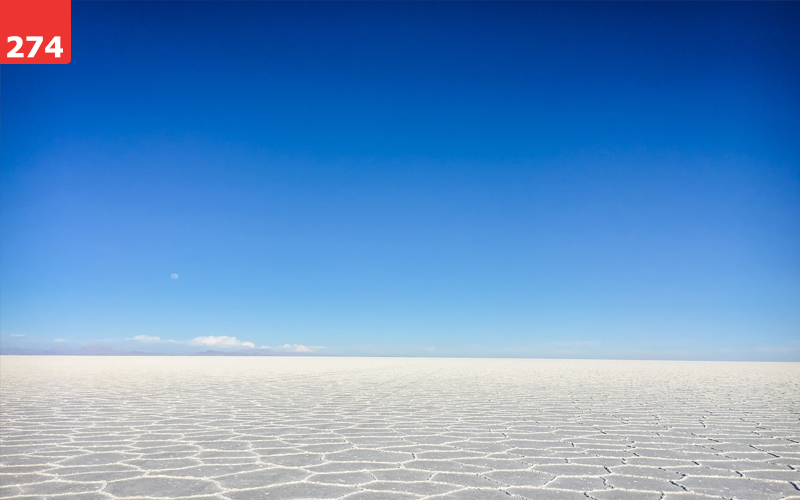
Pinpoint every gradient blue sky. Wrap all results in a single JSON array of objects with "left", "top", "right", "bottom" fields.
[{"left": 2, "top": 2, "right": 799, "bottom": 359}]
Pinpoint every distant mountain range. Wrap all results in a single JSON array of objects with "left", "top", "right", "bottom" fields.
[
  {"left": 191, "top": 349, "right": 308, "bottom": 356},
  {"left": 0, "top": 345, "right": 163, "bottom": 356},
  {"left": 0, "top": 345, "right": 313, "bottom": 356}
]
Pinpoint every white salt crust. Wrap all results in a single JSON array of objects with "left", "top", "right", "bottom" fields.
[{"left": 1, "top": 356, "right": 798, "bottom": 499}]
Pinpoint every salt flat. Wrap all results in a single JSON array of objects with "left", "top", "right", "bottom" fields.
[{"left": 1, "top": 357, "right": 798, "bottom": 500}]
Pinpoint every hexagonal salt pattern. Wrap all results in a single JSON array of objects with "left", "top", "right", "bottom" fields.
[{"left": 1, "top": 356, "right": 798, "bottom": 500}]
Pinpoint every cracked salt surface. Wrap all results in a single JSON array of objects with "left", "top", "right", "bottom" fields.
[{"left": 1, "top": 356, "right": 798, "bottom": 500}]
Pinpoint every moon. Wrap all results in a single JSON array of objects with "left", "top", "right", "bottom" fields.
[{"left": 171, "top": 273, "right": 179, "bottom": 280}]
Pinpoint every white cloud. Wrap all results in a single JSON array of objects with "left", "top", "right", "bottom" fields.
[
  {"left": 128, "top": 335, "right": 162, "bottom": 342},
  {"left": 54, "top": 338, "right": 66, "bottom": 342},
  {"left": 10, "top": 334, "right": 26, "bottom": 338},
  {"left": 191, "top": 336, "right": 255, "bottom": 348},
  {"left": 262, "top": 344, "right": 313, "bottom": 353},
  {"left": 123, "top": 334, "right": 257, "bottom": 349}
]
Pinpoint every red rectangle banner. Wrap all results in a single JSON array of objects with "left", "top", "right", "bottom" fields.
[{"left": 1, "top": 0, "right": 71, "bottom": 64}]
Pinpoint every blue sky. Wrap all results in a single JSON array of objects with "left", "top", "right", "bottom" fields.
[{"left": 2, "top": 2, "right": 799, "bottom": 359}]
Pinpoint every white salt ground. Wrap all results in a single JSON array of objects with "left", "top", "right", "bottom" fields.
[{"left": 1, "top": 356, "right": 798, "bottom": 500}]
